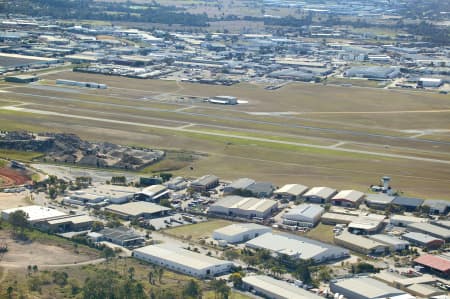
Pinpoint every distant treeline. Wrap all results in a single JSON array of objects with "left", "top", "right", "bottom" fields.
[{"left": 0, "top": 0, "right": 209, "bottom": 26}]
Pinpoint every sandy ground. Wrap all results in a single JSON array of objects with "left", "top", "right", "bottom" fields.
[
  {"left": 0, "top": 230, "right": 99, "bottom": 268},
  {"left": 0, "top": 191, "right": 30, "bottom": 210}
]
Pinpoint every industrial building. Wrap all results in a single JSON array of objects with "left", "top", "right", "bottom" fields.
[
  {"left": 5, "top": 74, "right": 39, "bottom": 83},
  {"left": 302, "top": 186, "right": 337, "bottom": 203},
  {"left": 212, "top": 223, "right": 271, "bottom": 244},
  {"left": 133, "top": 244, "right": 233, "bottom": 278},
  {"left": 331, "top": 190, "right": 365, "bottom": 208},
  {"left": 66, "top": 185, "right": 139, "bottom": 206},
  {"left": 88, "top": 227, "right": 145, "bottom": 248},
  {"left": 334, "top": 231, "right": 389, "bottom": 255},
  {"left": 282, "top": 204, "right": 324, "bottom": 227},
  {"left": 245, "top": 232, "right": 348, "bottom": 263},
  {"left": 208, "top": 196, "right": 278, "bottom": 219},
  {"left": 418, "top": 78, "right": 443, "bottom": 88},
  {"left": 406, "top": 222, "right": 450, "bottom": 241},
  {"left": 104, "top": 201, "right": 170, "bottom": 220},
  {"left": 2, "top": 205, "right": 67, "bottom": 224},
  {"left": 330, "top": 277, "right": 412, "bottom": 299},
  {"left": 222, "top": 178, "right": 255, "bottom": 195},
  {"left": 165, "top": 176, "right": 188, "bottom": 190},
  {"left": 422, "top": 200, "right": 450, "bottom": 215},
  {"left": 321, "top": 212, "right": 385, "bottom": 234},
  {"left": 136, "top": 184, "right": 169, "bottom": 202},
  {"left": 402, "top": 232, "right": 444, "bottom": 249},
  {"left": 391, "top": 197, "right": 424, "bottom": 212},
  {"left": 190, "top": 174, "right": 219, "bottom": 192},
  {"left": 242, "top": 275, "right": 323, "bottom": 299},
  {"left": 414, "top": 254, "right": 450, "bottom": 278},
  {"left": 344, "top": 66, "right": 400, "bottom": 79},
  {"left": 39, "top": 214, "right": 95, "bottom": 233},
  {"left": 245, "top": 182, "right": 275, "bottom": 198},
  {"left": 367, "top": 234, "right": 410, "bottom": 252},
  {"left": 274, "top": 184, "right": 308, "bottom": 201},
  {"left": 390, "top": 214, "right": 428, "bottom": 227},
  {"left": 365, "top": 193, "right": 395, "bottom": 210}
]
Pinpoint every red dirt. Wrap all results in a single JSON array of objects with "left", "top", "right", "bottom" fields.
[{"left": 0, "top": 168, "right": 30, "bottom": 188}]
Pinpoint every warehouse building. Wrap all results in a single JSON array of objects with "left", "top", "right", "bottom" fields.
[
  {"left": 390, "top": 214, "right": 428, "bottom": 227},
  {"left": 67, "top": 185, "right": 139, "bottom": 205},
  {"left": 5, "top": 74, "right": 39, "bottom": 83},
  {"left": 209, "top": 96, "right": 238, "bottom": 105},
  {"left": 422, "top": 200, "right": 450, "bottom": 215},
  {"left": 223, "top": 178, "right": 255, "bottom": 195},
  {"left": 334, "top": 231, "right": 389, "bottom": 255},
  {"left": 136, "top": 184, "right": 169, "bottom": 202},
  {"left": 373, "top": 270, "right": 439, "bottom": 292},
  {"left": 242, "top": 275, "right": 323, "bottom": 299},
  {"left": 209, "top": 196, "right": 278, "bottom": 219},
  {"left": 367, "top": 234, "right": 410, "bottom": 252},
  {"left": 331, "top": 190, "right": 365, "bottom": 208},
  {"left": 2, "top": 205, "right": 67, "bottom": 224},
  {"left": 365, "top": 193, "right": 395, "bottom": 210},
  {"left": 407, "top": 222, "right": 450, "bottom": 241},
  {"left": 104, "top": 201, "right": 170, "bottom": 220},
  {"left": 133, "top": 244, "right": 233, "bottom": 278},
  {"left": 212, "top": 223, "right": 271, "bottom": 244},
  {"left": 418, "top": 78, "right": 443, "bottom": 88},
  {"left": 39, "top": 214, "right": 95, "bottom": 233},
  {"left": 330, "top": 277, "right": 412, "bottom": 299},
  {"left": 414, "top": 254, "right": 450, "bottom": 278},
  {"left": 165, "top": 176, "right": 188, "bottom": 191},
  {"left": 302, "top": 186, "right": 336, "bottom": 203},
  {"left": 391, "top": 197, "right": 424, "bottom": 212},
  {"left": 89, "top": 227, "right": 145, "bottom": 248},
  {"left": 190, "top": 175, "right": 219, "bottom": 192},
  {"left": 245, "top": 232, "right": 349, "bottom": 264},
  {"left": 245, "top": 182, "right": 275, "bottom": 198},
  {"left": 282, "top": 204, "right": 324, "bottom": 227},
  {"left": 347, "top": 215, "right": 385, "bottom": 235},
  {"left": 402, "top": 232, "right": 444, "bottom": 249},
  {"left": 274, "top": 184, "right": 308, "bottom": 201}
]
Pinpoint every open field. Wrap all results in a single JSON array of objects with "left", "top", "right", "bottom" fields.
[
  {"left": 162, "top": 219, "right": 233, "bottom": 241},
  {"left": 0, "top": 228, "right": 100, "bottom": 269},
  {"left": 305, "top": 223, "right": 335, "bottom": 244},
  {"left": 0, "top": 191, "right": 30, "bottom": 210},
  {"left": 1, "top": 70, "right": 450, "bottom": 199},
  {"left": 0, "top": 149, "right": 44, "bottom": 162}
]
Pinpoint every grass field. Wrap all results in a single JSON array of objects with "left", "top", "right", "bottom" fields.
[
  {"left": 0, "top": 70, "right": 449, "bottom": 199},
  {"left": 0, "top": 149, "right": 44, "bottom": 162},
  {"left": 305, "top": 223, "right": 335, "bottom": 244},
  {"left": 163, "top": 219, "right": 233, "bottom": 241}
]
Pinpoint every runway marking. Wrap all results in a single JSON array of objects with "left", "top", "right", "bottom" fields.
[{"left": 4, "top": 105, "right": 450, "bottom": 165}]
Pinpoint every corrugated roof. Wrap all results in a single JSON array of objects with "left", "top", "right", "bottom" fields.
[
  {"left": 331, "top": 277, "right": 407, "bottom": 298},
  {"left": 407, "top": 222, "right": 450, "bottom": 239},
  {"left": 332, "top": 190, "right": 365, "bottom": 203},
  {"left": 402, "top": 232, "right": 443, "bottom": 244},
  {"left": 392, "top": 197, "right": 424, "bottom": 207},
  {"left": 303, "top": 186, "right": 336, "bottom": 199},
  {"left": 414, "top": 254, "right": 450, "bottom": 272},
  {"left": 275, "top": 184, "right": 308, "bottom": 196}
]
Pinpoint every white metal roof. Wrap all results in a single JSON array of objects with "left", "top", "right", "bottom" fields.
[
  {"left": 106, "top": 201, "right": 170, "bottom": 217},
  {"left": 331, "top": 277, "right": 408, "bottom": 298},
  {"left": 303, "top": 186, "right": 336, "bottom": 199},
  {"left": 332, "top": 190, "right": 365, "bottom": 203},
  {"left": 133, "top": 244, "right": 232, "bottom": 270},
  {"left": 243, "top": 275, "right": 323, "bottom": 299},
  {"left": 274, "top": 184, "right": 308, "bottom": 196},
  {"left": 2, "top": 205, "right": 67, "bottom": 222},
  {"left": 213, "top": 223, "right": 270, "bottom": 237}
]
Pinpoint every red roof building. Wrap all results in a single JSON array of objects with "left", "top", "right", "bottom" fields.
[{"left": 414, "top": 254, "right": 450, "bottom": 278}]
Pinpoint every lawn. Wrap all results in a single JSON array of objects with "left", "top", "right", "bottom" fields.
[
  {"left": 163, "top": 219, "right": 234, "bottom": 241},
  {"left": 0, "top": 149, "right": 44, "bottom": 162},
  {"left": 305, "top": 223, "right": 335, "bottom": 244}
]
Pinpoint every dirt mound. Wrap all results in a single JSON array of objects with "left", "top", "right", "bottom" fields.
[{"left": 0, "top": 167, "right": 30, "bottom": 188}]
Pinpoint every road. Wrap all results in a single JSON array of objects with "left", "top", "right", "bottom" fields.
[{"left": 4, "top": 105, "right": 450, "bottom": 165}]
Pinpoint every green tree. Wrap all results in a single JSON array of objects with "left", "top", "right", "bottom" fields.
[
  {"left": 102, "top": 247, "right": 116, "bottom": 261},
  {"left": 210, "top": 279, "right": 230, "bottom": 299},
  {"left": 158, "top": 267, "right": 164, "bottom": 283},
  {"left": 182, "top": 279, "right": 202, "bottom": 298},
  {"left": 91, "top": 221, "right": 104, "bottom": 232},
  {"left": 48, "top": 186, "right": 57, "bottom": 199},
  {"left": 128, "top": 267, "right": 135, "bottom": 280},
  {"left": 229, "top": 272, "right": 244, "bottom": 288},
  {"left": 52, "top": 271, "right": 69, "bottom": 286},
  {"left": 160, "top": 172, "right": 173, "bottom": 182},
  {"left": 7, "top": 286, "right": 13, "bottom": 299},
  {"left": 9, "top": 210, "right": 28, "bottom": 238}
]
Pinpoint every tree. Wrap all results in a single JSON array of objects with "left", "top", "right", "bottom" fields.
[
  {"left": 158, "top": 267, "right": 164, "bottom": 283},
  {"left": 7, "top": 286, "right": 13, "bottom": 299},
  {"left": 160, "top": 172, "right": 173, "bottom": 182},
  {"left": 159, "top": 198, "right": 172, "bottom": 208},
  {"left": 229, "top": 272, "right": 244, "bottom": 288},
  {"left": 210, "top": 279, "right": 230, "bottom": 299},
  {"left": 148, "top": 270, "right": 155, "bottom": 285},
  {"left": 9, "top": 210, "right": 28, "bottom": 238},
  {"left": 52, "top": 271, "right": 69, "bottom": 286},
  {"left": 128, "top": 267, "right": 135, "bottom": 280},
  {"left": 182, "top": 279, "right": 202, "bottom": 298},
  {"left": 91, "top": 221, "right": 104, "bottom": 232},
  {"left": 48, "top": 186, "right": 57, "bottom": 199},
  {"left": 102, "top": 247, "right": 116, "bottom": 261}
]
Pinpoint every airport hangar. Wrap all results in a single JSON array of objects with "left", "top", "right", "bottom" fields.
[
  {"left": 245, "top": 232, "right": 349, "bottom": 264},
  {"left": 133, "top": 244, "right": 233, "bottom": 278},
  {"left": 208, "top": 196, "right": 278, "bottom": 219},
  {"left": 212, "top": 223, "right": 271, "bottom": 244}
]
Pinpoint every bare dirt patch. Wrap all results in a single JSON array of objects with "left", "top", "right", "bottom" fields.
[
  {"left": 0, "top": 191, "right": 29, "bottom": 210},
  {"left": 0, "top": 167, "right": 30, "bottom": 188},
  {"left": 0, "top": 230, "right": 99, "bottom": 268}
]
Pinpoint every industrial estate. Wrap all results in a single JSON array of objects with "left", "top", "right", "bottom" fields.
[{"left": 0, "top": 0, "right": 449, "bottom": 298}]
